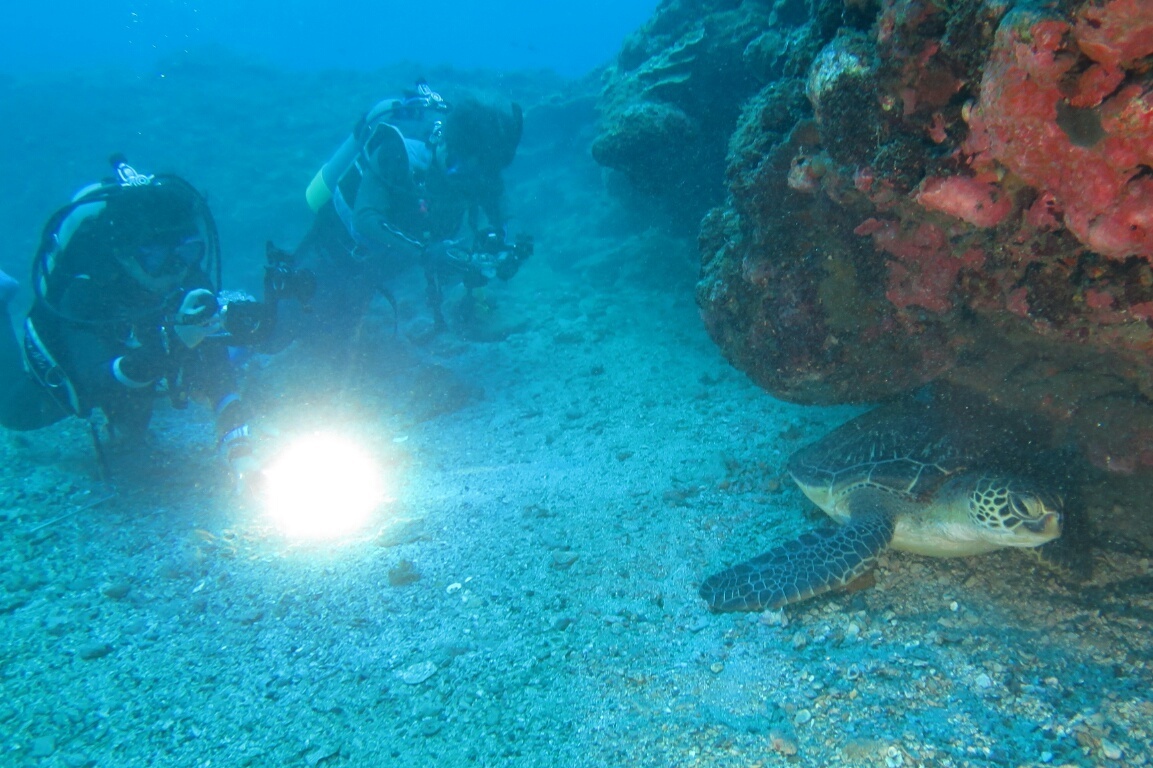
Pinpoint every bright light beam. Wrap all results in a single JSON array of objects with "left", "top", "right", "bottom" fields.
[{"left": 261, "top": 432, "right": 386, "bottom": 540}]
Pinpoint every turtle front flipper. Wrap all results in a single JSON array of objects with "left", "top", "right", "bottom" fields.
[{"left": 699, "top": 510, "right": 895, "bottom": 613}]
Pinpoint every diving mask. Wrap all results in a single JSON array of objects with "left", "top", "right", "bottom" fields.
[{"left": 135, "top": 234, "right": 206, "bottom": 277}]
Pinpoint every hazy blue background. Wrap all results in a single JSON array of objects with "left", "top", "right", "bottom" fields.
[{"left": 0, "top": 0, "right": 659, "bottom": 77}]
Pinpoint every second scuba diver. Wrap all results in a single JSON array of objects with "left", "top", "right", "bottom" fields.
[{"left": 288, "top": 81, "right": 532, "bottom": 340}]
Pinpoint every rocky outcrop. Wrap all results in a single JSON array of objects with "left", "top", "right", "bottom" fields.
[
  {"left": 698, "top": 0, "right": 1153, "bottom": 475},
  {"left": 592, "top": 0, "right": 847, "bottom": 220},
  {"left": 604, "top": 0, "right": 1153, "bottom": 476}
]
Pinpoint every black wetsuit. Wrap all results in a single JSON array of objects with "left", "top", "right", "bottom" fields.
[
  {"left": 0, "top": 259, "right": 244, "bottom": 442},
  {"left": 288, "top": 126, "right": 503, "bottom": 338}
]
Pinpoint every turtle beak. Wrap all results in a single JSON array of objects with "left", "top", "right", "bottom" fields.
[{"left": 1024, "top": 510, "right": 1061, "bottom": 538}]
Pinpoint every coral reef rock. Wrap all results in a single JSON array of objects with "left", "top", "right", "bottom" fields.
[
  {"left": 626, "top": 0, "right": 1153, "bottom": 475},
  {"left": 594, "top": 0, "right": 846, "bottom": 220}
]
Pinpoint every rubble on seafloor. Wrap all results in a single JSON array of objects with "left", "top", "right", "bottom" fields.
[{"left": 595, "top": 0, "right": 1153, "bottom": 485}]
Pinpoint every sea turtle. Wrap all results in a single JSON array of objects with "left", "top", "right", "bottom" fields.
[{"left": 700, "top": 396, "right": 1070, "bottom": 612}]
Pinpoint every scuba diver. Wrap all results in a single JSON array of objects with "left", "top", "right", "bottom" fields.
[
  {"left": 291, "top": 81, "right": 532, "bottom": 338},
  {"left": 0, "top": 157, "right": 277, "bottom": 481}
]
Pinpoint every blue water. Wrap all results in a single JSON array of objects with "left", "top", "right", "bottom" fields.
[
  {"left": 7, "top": 2, "right": 1150, "bottom": 767},
  {"left": 0, "top": 0, "right": 659, "bottom": 286},
  {"left": 1, "top": 0, "right": 659, "bottom": 77}
]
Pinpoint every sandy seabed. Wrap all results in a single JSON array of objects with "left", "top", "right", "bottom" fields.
[{"left": 2, "top": 249, "right": 1151, "bottom": 768}]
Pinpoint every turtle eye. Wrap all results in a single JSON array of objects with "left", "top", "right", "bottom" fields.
[
  {"left": 1012, "top": 491, "right": 1052, "bottom": 522},
  {"left": 1011, "top": 491, "right": 1062, "bottom": 534}
]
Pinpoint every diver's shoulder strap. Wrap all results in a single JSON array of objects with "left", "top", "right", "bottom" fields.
[
  {"left": 331, "top": 126, "right": 425, "bottom": 253},
  {"left": 361, "top": 121, "right": 408, "bottom": 173},
  {"left": 331, "top": 122, "right": 405, "bottom": 229},
  {"left": 306, "top": 83, "right": 446, "bottom": 216},
  {"left": 21, "top": 316, "right": 85, "bottom": 416}
]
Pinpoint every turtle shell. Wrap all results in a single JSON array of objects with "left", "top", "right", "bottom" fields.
[{"left": 787, "top": 393, "right": 1050, "bottom": 512}]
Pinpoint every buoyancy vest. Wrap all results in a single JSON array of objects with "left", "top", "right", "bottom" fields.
[{"left": 304, "top": 82, "right": 448, "bottom": 219}]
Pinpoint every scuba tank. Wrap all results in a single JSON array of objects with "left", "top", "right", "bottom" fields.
[{"left": 304, "top": 80, "right": 449, "bottom": 214}]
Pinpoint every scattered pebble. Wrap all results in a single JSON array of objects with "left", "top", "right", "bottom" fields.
[
  {"left": 842, "top": 739, "right": 887, "bottom": 761},
  {"left": 29, "top": 736, "right": 55, "bottom": 757},
  {"left": 303, "top": 744, "right": 339, "bottom": 766},
  {"left": 1102, "top": 739, "right": 1123, "bottom": 760},
  {"left": 709, "top": 662, "right": 724, "bottom": 674},
  {"left": 397, "top": 661, "right": 438, "bottom": 686},
  {"left": 461, "top": 592, "right": 484, "bottom": 609},
  {"left": 376, "top": 519, "right": 425, "bottom": 548},
  {"left": 0, "top": 596, "right": 29, "bottom": 615},
  {"left": 769, "top": 728, "right": 798, "bottom": 755},
  {"left": 759, "top": 609, "right": 788, "bottom": 627},
  {"left": 238, "top": 608, "right": 263, "bottom": 625},
  {"left": 388, "top": 560, "right": 420, "bottom": 587},
  {"left": 550, "top": 550, "right": 579, "bottom": 570},
  {"left": 975, "top": 673, "right": 993, "bottom": 689},
  {"left": 686, "top": 617, "right": 710, "bottom": 633},
  {"left": 551, "top": 616, "right": 576, "bottom": 631},
  {"left": 100, "top": 580, "right": 131, "bottom": 600},
  {"left": 76, "top": 642, "right": 113, "bottom": 661},
  {"left": 795, "top": 709, "right": 812, "bottom": 725}
]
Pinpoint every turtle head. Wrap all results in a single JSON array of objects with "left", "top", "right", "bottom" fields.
[{"left": 968, "top": 475, "right": 1063, "bottom": 546}]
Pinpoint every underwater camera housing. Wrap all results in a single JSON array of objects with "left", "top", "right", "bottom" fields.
[
  {"left": 473, "top": 228, "right": 534, "bottom": 282},
  {"left": 215, "top": 243, "right": 316, "bottom": 345},
  {"left": 218, "top": 292, "right": 273, "bottom": 345},
  {"left": 263, "top": 241, "right": 316, "bottom": 308}
]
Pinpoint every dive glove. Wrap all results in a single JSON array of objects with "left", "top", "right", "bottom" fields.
[
  {"left": 112, "top": 324, "right": 172, "bottom": 388},
  {"left": 172, "top": 288, "right": 222, "bottom": 348}
]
